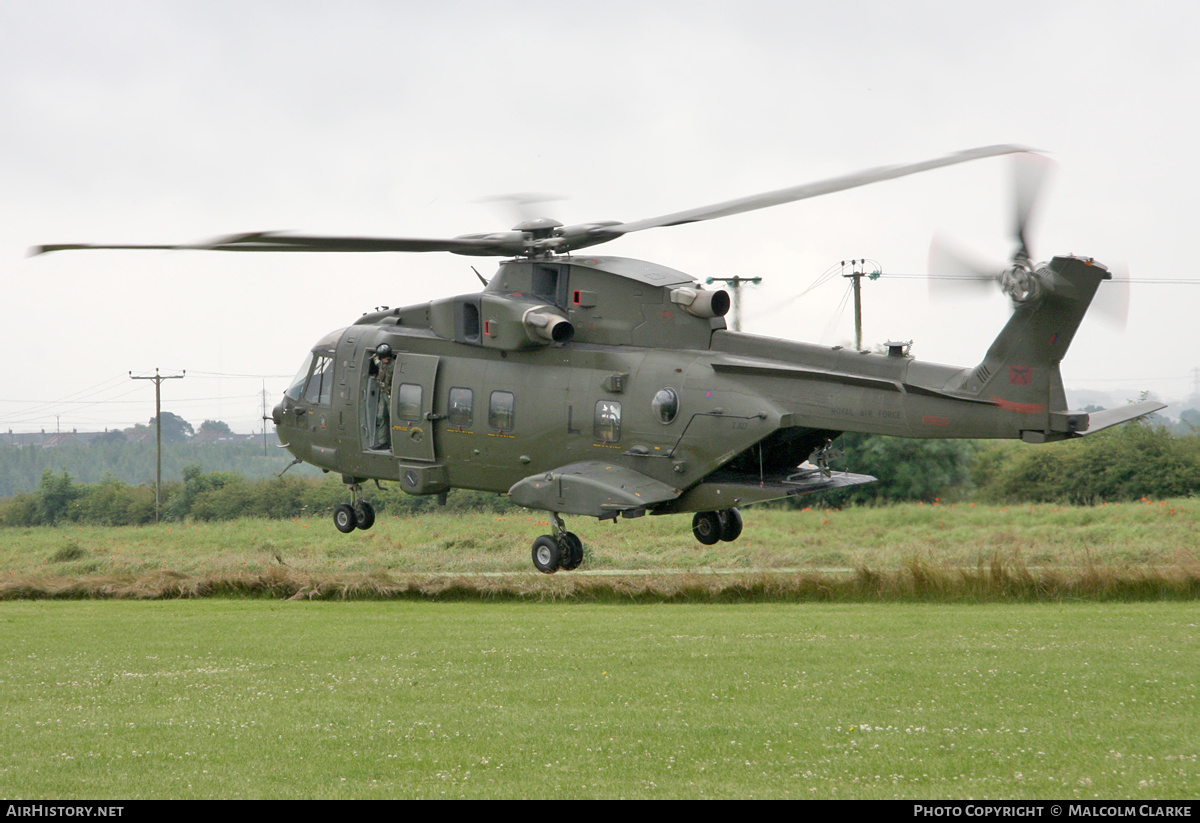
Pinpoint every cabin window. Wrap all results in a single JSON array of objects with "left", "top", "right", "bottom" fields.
[
  {"left": 448, "top": 387, "right": 474, "bottom": 428},
  {"left": 396, "top": 383, "right": 423, "bottom": 422},
  {"left": 489, "top": 390, "right": 515, "bottom": 432},
  {"left": 594, "top": 400, "right": 622, "bottom": 443},
  {"left": 302, "top": 354, "right": 334, "bottom": 405},
  {"left": 652, "top": 387, "right": 679, "bottom": 424}
]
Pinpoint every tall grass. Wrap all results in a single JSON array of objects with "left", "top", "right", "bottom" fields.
[{"left": 1, "top": 499, "right": 1195, "bottom": 602}]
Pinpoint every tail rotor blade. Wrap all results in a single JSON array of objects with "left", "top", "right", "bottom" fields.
[
  {"left": 1012, "top": 153, "right": 1054, "bottom": 260},
  {"left": 928, "top": 235, "right": 998, "bottom": 300},
  {"left": 1092, "top": 263, "right": 1131, "bottom": 331}
]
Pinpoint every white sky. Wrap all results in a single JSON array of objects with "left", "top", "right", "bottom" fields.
[{"left": 4, "top": 0, "right": 1198, "bottom": 434}]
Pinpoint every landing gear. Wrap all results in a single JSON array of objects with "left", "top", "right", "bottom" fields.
[
  {"left": 333, "top": 479, "right": 377, "bottom": 533},
  {"left": 334, "top": 503, "right": 357, "bottom": 533},
  {"left": 692, "top": 511, "right": 722, "bottom": 545},
  {"left": 531, "top": 535, "right": 561, "bottom": 574},
  {"left": 718, "top": 507, "right": 743, "bottom": 542},
  {"left": 692, "top": 507, "right": 743, "bottom": 545},
  {"left": 531, "top": 514, "right": 585, "bottom": 574},
  {"left": 354, "top": 500, "right": 376, "bottom": 530},
  {"left": 559, "top": 531, "right": 584, "bottom": 571}
]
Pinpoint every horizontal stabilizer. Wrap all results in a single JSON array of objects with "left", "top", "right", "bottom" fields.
[{"left": 1077, "top": 400, "right": 1166, "bottom": 436}]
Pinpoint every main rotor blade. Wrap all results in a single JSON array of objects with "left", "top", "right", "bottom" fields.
[
  {"left": 592, "top": 144, "right": 1032, "bottom": 239},
  {"left": 31, "top": 231, "right": 528, "bottom": 257},
  {"left": 32, "top": 144, "right": 1034, "bottom": 260}
]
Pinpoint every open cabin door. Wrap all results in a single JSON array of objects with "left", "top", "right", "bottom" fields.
[{"left": 389, "top": 353, "right": 440, "bottom": 463}]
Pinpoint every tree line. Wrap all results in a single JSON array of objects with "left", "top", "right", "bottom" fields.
[
  {"left": 0, "top": 440, "right": 311, "bottom": 499},
  {"left": 1, "top": 423, "right": 1196, "bottom": 528}
]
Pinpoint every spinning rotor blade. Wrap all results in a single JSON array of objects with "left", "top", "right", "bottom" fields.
[
  {"left": 927, "top": 235, "right": 1000, "bottom": 298},
  {"left": 1091, "top": 263, "right": 1131, "bottom": 331},
  {"left": 32, "top": 231, "right": 531, "bottom": 257},
  {"left": 1012, "top": 152, "right": 1054, "bottom": 261},
  {"left": 929, "top": 153, "right": 1058, "bottom": 307},
  {"left": 32, "top": 144, "right": 1033, "bottom": 260},
  {"left": 477, "top": 192, "right": 568, "bottom": 224},
  {"left": 595, "top": 144, "right": 1031, "bottom": 238}
]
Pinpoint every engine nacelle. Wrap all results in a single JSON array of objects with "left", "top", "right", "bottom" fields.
[
  {"left": 523, "top": 308, "right": 575, "bottom": 344},
  {"left": 670, "top": 286, "right": 730, "bottom": 319}
]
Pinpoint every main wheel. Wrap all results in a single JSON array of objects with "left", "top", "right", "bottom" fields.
[
  {"left": 718, "top": 507, "right": 743, "bottom": 542},
  {"left": 559, "top": 532, "right": 584, "bottom": 571},
  {"left": 692, "top": 511, "right": 722, "bottom": 545},
  {"left": 531, "top": 535, "right": 561, "bottom": 574},
  {"left": 333, "top": 503, "right": 357, "bottom": 533},
  {"left": 354, "top": 500, "right": 376, "bottom": 530}
]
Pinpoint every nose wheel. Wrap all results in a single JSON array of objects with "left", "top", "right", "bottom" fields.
[
  {"left": 333, "top": 482, "right": 376, "bottom": 532},
  {"left": 531, "top": 514, "right": 585, "bottom": 574}
]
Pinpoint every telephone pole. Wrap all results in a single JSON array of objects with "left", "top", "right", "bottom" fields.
[
  {"left": 840, "top": 259, "right": 882, "bottom": 350},
  {"left": 130, "top": 368, "right": 185, "bottom": 522}
]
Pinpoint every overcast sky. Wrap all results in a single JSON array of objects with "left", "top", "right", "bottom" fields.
[{"left": 3, "top": 0, "right": 1197, "bottom": 435}]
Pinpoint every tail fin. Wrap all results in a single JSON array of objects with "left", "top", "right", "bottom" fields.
[{"left": 946, "top": 255, "right": 1110, "bottom": 439}]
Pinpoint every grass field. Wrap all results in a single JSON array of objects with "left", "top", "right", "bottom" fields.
[
  {"left": 1, "top": 501, "right": 1196, "bottom": 798},
  {"left": 1, "top": 600, "right": 1196, "bottom": 799}
]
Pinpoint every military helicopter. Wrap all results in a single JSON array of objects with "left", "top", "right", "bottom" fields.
[{"left": 34, "top": 145, "right": 1164, "bottom": 573}]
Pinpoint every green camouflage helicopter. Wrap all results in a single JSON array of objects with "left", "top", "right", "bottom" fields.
[{"left": 34, "top": 145, "right": 1163, "bottom": 573}]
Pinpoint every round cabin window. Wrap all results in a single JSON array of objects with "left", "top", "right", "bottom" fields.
[{"left": 651, "top": 388, "right": 679, "bottom": 424}]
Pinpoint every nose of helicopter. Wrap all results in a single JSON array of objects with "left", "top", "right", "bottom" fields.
[{"left": 271, "top": 400, "right": 285, "bottom": 427}]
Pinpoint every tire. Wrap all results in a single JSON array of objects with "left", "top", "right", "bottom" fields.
[
  {"left": 559, "top": 532, "right": 584, "bottom": 571},
  {"left": 354, "top": 500, "right": 376, "bottom": 531},
  {"left": 692, "top": 511, "right": 722, "bottom": 545},
  {"left": 334, "top": 503, "right": 357, "bottom": 533},
  {"left": 718, "top": 507, "right": 743, "bottom": 542},
  {"left": 532, "top": 535, "right": 561, "bottom": 574}
]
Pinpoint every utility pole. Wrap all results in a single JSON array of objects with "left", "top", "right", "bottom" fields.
[
  {"left": 704, "top": 275, "right": 762, "bottom": 332},
  {"left": 840, "top": 259, "right": 882, "bottom": 350},
  {"left": 130, "top": 368, "right": 185, "bottom": 522},
  {"left": 261, "top": 381, "right": 271, "bottom": 455}
]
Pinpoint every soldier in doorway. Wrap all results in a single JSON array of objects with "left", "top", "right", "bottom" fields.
[{"left": 369, "top": 344, "right": 395, "bottom": 449}]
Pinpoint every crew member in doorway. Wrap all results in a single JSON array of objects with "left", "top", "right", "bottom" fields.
[{"left": 369, "top": 344, "right": 395, "bottom": 449}]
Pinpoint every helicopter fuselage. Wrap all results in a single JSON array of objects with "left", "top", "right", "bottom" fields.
[{"left": 272, "top": 253, "right": 1134, "bottom": 522}]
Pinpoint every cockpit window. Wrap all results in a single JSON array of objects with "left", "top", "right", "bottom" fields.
[
  {"left": 285, "top": 353, "right": 315, "bottom": 401},
  {"left": 302, "top": 354, "right": 335, "bottom": 405},
  {"left": 286, "top": 329, "right": 344, "bottom": 402}
]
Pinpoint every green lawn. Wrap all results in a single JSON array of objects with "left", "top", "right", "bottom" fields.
[{"left": 1, "top": 600, "right": 1195, "bottom": 799}]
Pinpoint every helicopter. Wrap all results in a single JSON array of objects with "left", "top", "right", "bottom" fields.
[{"left": 33, "top": 145, "right": 1164, "bottom": 573}]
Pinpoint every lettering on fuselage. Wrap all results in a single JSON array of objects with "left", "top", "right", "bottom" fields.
[{"left": 829, "top": 407, "right": 903, "bottom": 420}]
